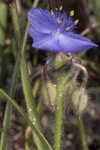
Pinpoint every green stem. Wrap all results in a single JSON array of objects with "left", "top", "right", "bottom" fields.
[
  {"left": 54, "top": 72, "right": 75, "bottom": 150},
  {"left": 20, "top": 0, "right": 40, "bottom": 131},
  {"left": 54, "top": 76, "right": 65, "bottom": 150},
  {"left": 10, "top": 2, "right": 21, "bottom": 47},
  {"left": 78, "top": 116, "right": 89, "bottom": 150},
  {"left": 21, "top": 0, "right": 39, "bottom": 56},
  {"left": 0, "top": 2, "right": 7, "bottom": 46}
]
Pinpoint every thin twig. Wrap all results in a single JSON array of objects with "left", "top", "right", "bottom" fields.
[{"left": 81, "top": 23, "right": 97, "bottom": 36}]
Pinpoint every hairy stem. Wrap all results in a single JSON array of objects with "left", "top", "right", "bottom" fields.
[{"left": 54, "top": 75, "right": 68, "bottom": 150}]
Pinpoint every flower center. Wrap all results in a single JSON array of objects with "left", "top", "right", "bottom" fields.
[{"left": 54, "top": 29, "right": 60, "bottom": 41}]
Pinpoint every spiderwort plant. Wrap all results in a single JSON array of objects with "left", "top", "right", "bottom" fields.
[{"left": 27, "top": 6, "right": 97, "bottom": 150}]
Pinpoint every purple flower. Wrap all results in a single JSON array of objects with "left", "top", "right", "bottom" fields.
[{"left": 28, "top": 8, "right": 97, "bottom": 53}]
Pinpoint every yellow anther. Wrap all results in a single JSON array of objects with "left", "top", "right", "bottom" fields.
[
  {"left": 59, "top": 5, "right": 63, "bottom": 11},
  {"left": 57, "top": 18, "right": 62, "bottom": 24},
  {"left": 70, "top": 10, "right": 74, "bottom": 17},
  {"left": 51, "top": 10, "right": 55, "bottom": 16},
  {"left": 74, "top": 19, "right": 79, "bottom": 25},
  {"left": 66, "top": 27, "right": 71, "bottom": 30}
]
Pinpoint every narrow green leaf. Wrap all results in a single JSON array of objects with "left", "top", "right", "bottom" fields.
[
  {"left": 21, "top": 56, "right": 52, "bottom": 150},
  {"left": 0, "top": 89, "right": 53, "bottom": 150},
  {"left": 21, "top": 56, "right": 40, "bottom": 129}
]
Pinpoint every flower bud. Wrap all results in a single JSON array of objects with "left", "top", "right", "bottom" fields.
[
  {"left": 41, "top": 82, "right": 57, "bottom": 107},
  {"left": 72, "top": 88, "right": 88, "bottom": 114}
]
